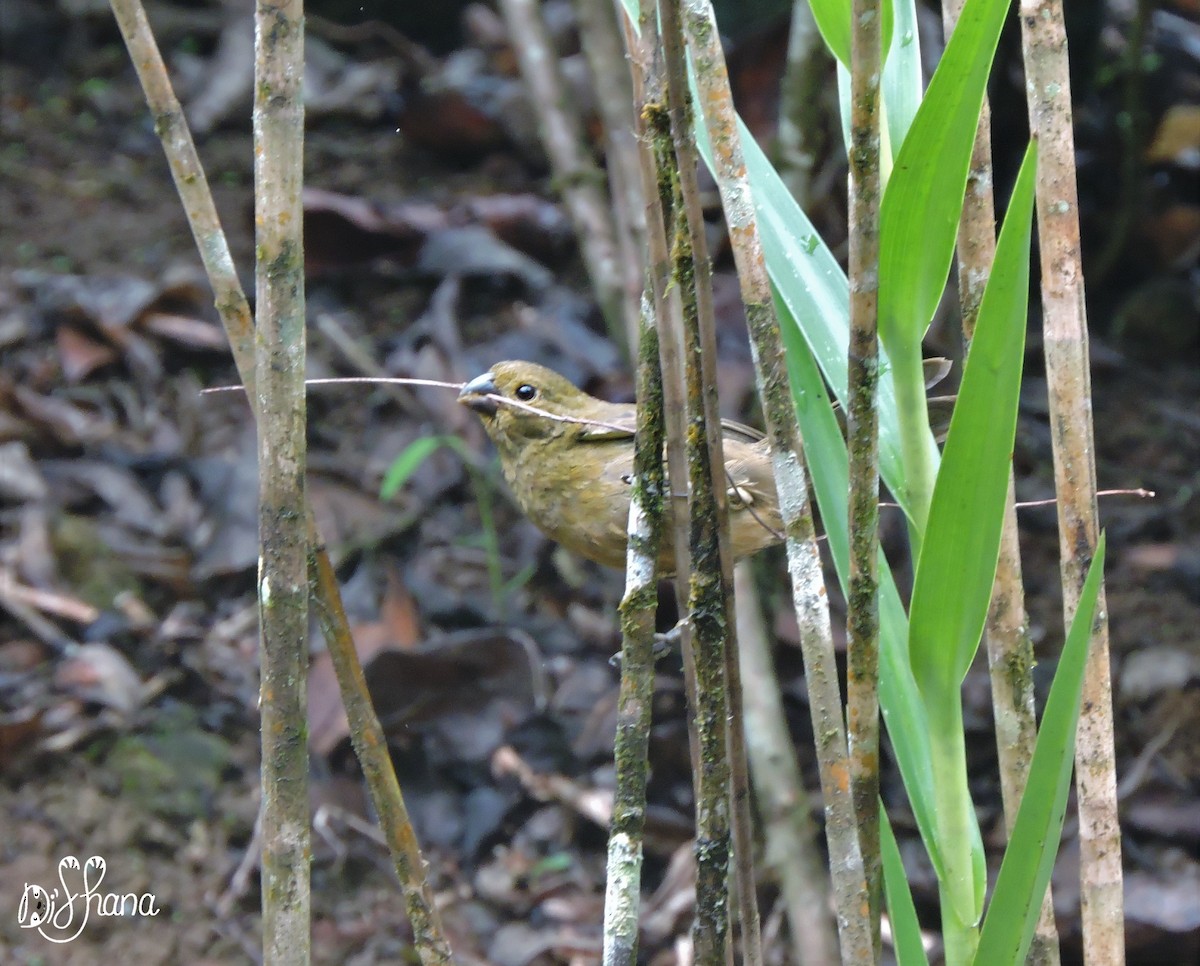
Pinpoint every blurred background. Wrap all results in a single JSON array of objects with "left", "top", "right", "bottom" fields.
[{"left": 0, "top": 1, "right": 1197, "bottom": 962}]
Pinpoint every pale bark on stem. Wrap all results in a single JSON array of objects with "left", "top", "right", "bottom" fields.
[
  {"left": 659, "top": 2, "right": 763, "bottom": 961},
  {"left": 622, "top": 7, "right": 699, "bottom": 776},
  {"left": 1020, "top": 3, "right": 1123, "bottom": 963},
  {"left": 497, "top": 0, "right": 634, "bottom": 352},
  {"left": 108, "top": 4, "right": 452, "bottom": 960},
  {"left": 679, "top": 1, "right": 872, "bottom": 960},
  {"left": 847, "top": 1, "right": 883, "bottom": 955},
  {"left": 253, "top": 2, "right": 310, "bottom": 961},
  {"left": 941, "top": 2, "right": 1062, "bottom": 962},
  {"left": 734, "top": 563, "right": 840, "bottom": 966},
  {"left": 603, "top": 299, "right": 666, "bottom": 966}
]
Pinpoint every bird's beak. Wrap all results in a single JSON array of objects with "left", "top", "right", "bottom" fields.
[{"left": 459, "top": 372, "right": 499, "bottom": 415}]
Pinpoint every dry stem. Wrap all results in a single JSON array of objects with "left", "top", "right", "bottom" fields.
[
  {"left": 678, "top": 0, "right": 872, "bottom": 959},
  {"left": 1020, "top": 2, "right": 1123, "bottom": 962},
  {"left": 107, "top": 2, "right": 451, "bottom": 959}
]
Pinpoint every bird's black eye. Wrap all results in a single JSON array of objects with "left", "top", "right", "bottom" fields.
[{"left": 515, "top": 384, "right": 538, "bottom": 401}]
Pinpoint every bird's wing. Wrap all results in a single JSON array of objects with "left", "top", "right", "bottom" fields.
[{"left": 720, "top": 417, "right": 765, "bottom": 444}]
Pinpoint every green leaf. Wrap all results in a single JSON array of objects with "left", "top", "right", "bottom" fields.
[
  {"left": 808, "top": 0, "right": 894, "bottom": 70},
  {"left": 878, "top": 0, "right": 1012, "bottom": 354},
  {"left": 380, "top": 436, "right": 450, "bottom": 500},
  {"left": 881, "top": 0, "right": 922, "bottom": 153},
  {"left": 909, "top": 141, "right": 1037, "bottom": 695},
  {"left": 881, "top": 806, "right": 931, "bottom": 966},
  {"left": 974, "top": 535, "right": 1108, "bottom": 966},
  {"left": 780, "top": 308, "right": 943, "bottom": 882}
]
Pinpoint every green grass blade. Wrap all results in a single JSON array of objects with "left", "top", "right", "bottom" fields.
[
  {"left": 732, "top": 120, "right": 909, "bottom": 496},
  {"left": 881, "top": 0, "right": 922, "bottom": 154},
  {"left": 780, "top": 310, "right": 942, "bottom": 882},
  {"left": 380, "top": 435, "right": 450, "bottom": 500},
  {"left": 909, "top": 141, "right": 1037, "bottom": 694},
  {"left": 881, "top": 805, "right": 931, "bottom": 966},
  {"left": 974, "top": 535, "right": 1108, "bottom": 966},
  {"left": 878, "top": 0, "right": 1012, "bottom": 353}
]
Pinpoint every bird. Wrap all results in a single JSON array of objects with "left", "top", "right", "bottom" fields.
[{"left": 458, "top": 360, "right": 783, "bottom": 572}]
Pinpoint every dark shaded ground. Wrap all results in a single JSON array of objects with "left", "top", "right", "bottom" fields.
[{"left": 1, "top": 2, "right": 1197, "bottom": 964}]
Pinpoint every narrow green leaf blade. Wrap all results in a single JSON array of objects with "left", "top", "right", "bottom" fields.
[
  {"left": 809, "top": 0, "right": 894, "bottom": 70},
  {"left": 380, "top": 435, "right": 448, "bottom": 500},
  {"left": 881, "top": 806, "right": 931, "bottom": 966},
  {"left": 974, "top": 535, "right": 1108, "bottom": 966},
  {"left": 881, "top": 0, "right": 923, "bottom": 152},
  {"left": 878, "top": 0, "right": 1012, "bottom": 354},
  {"left": 780, "top": 308, "right": 943, "bottom": 881},
  {"left": 909, "top": 141, "right": 1037, "bottom": 695}
]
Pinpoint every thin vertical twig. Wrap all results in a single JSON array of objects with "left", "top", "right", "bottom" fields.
[
  {"left": 658, "top": 2, "right": 741, "bottom": 960},
  {"left": 496, "top": 0, "right": 635, "bottom": 353},
  {"left": 734, "top": 563, "right": 840, "bottom": 966},
  {"left": 107, "top": 3, "right": 452, "bottom": 959},
  {"left": 678, "top": 0, "right": 872, "bottom": 959},
  {"left": 603, "top": 297, "right": 666, "bottom": 966},
  {"left": 1020, "top": 3, "right": 1124, "bottom": 963},
  {"left": 941, "top": 1, "right": 1062, "bottom": 961},
  {"left": 658, "top": 2, "right": 763, "bottom": 958},
  {"left": 623, "top": 0, "right": 697, "bottom": 771},
  {"left": 847, "top": 0, "right": 884, "bottom": 955},
  {"left": 253, "top": 1, "right": 310, "bottom": 960}
]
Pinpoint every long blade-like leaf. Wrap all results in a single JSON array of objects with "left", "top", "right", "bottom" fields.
[
  {"left": 878, "top": 0, "right": 1012, "bottom": 353},
  {"left": 780, "top": 309, "right": 942, "bottom": 881},
  {"left": 974, "top": 535, "right": 1108, "bottom": 965},
  {"left": 881, "top": 805, "right": 931, "bottom": 966},
  {"left": 909, "top": 141, "right": 1037, "bottom": 694}
]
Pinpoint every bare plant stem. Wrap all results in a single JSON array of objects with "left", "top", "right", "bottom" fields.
[
  {"left": 678, "top": 0, "right": 872, "bottom": 959},
  {"left": 497, "top": 0, "right": 634, "bottom": 353},
  {"left": 734, "top": 563, "right": 840, "bottom": 966},
  {"left": 1020, "top": 3, "right": 1123, "bottom": 963},
  {"left": 659, "top": 3, "right": 765, "bottom": 961},
  {"left": 603, "top": 299, "right": 666, "bottom": 966},
  {"left": 623, "top": 2, "right": 698, "bottom": 775},
  {"left": 253, "top": 2, "right": 310, "bottom": 960},
  {"left": 941, "top": 2, "right": 1062, "bottom": 961},
  {"left": 847, "top": 1, "right": 883, "bottom": 955},
  {"left": 107, "top": 3, "right": 452, "bottom": 960}
]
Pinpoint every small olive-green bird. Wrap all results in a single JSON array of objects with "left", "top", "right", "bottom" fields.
[{"left": 459, "top": 360, "right": 783, "bottom": 572}]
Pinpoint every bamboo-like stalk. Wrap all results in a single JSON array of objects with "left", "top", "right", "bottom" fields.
[
  {"left": 846, "top": 0, "right": 884, "bottom": 954},
  {"left": 1019, "top": 3, "right": 1123, "bottom": 962},
  {"left": 252, "top": 2, "right": 310, "bottom": 960},
  {"left": 678, "top": 1, "right": 872, "bottom": 960},
  {"left": 496, "top": 0, "right": 634, "bottom": 353},
  {"left": 603, "top": 297, "right": 666, "bottom": 966},
  {"left": 658, "top": 3, "right": 765, "bottom": 961},
  {"left": 658, "top": 8, "right": 735, "bottom": 963},
  {"left": 734, "top": 563, "right": 840, "bottom": 966},
  {"left": 623, "top": 0, "right": 697, "bottom": 772},
  {"left": 941, "top": 2, "right": 1062, "bottom": 962},
  {"left": 107, "top": 4, "right": 452, "bottom": 960}
]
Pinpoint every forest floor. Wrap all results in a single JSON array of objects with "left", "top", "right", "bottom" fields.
[{"left": 1, "top": 2, "right": 1197, "bottom": 964}]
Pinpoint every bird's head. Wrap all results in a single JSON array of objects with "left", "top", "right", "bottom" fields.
[{"left": 458, "top": 361, "right": 602, "bottom": 449}]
